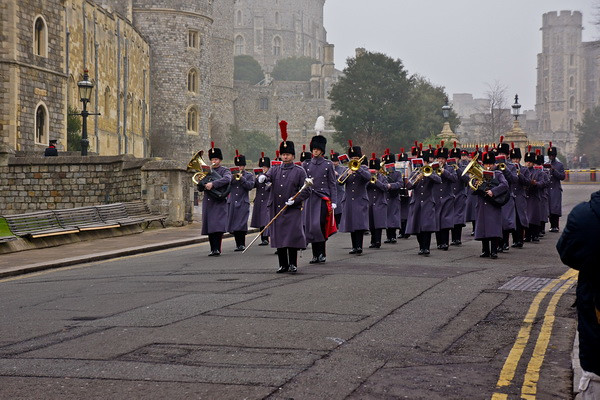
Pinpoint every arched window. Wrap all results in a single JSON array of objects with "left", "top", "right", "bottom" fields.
[
  {"left": 188, "top": 69, "right": 198, "bottom": 93},
  {"left": 569, "top": 76, "right": 574, "bottom": 88},
  {"left": 275, "top": 12, "right": 279, "bottom": 26},
  {"left": 187, "top": 107, "right": 198, "bottom": 133},
  {"left": 307, "top": 42, "right": 312, "bottom": 57},
  {"left": 34, "top": 103, "right": 48, "bottom": 144},
  {"left": 569, "top": 96, "right": 575, "bottom": 110},
  {"left": 235, "top": 35, "right": 245, "bottom": 55},
  {"left": 236, "top": 10, "right": 242, "bottom": 25},
  {"left": 33, "top": 16, "right": 47, "bottom": 57},
  {"left": 569, "top": 119, "right": 574, "bottom": 132},
  {"left": 273, "top": 36, "right": 281, "bottom": 56}
]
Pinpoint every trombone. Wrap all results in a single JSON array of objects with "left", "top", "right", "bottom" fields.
[
  {"left": 407, "top": 165, "right": 433, "bottom": 186},
  {"left": 337, "top": 155, "right": 366, "bottom": 184}
]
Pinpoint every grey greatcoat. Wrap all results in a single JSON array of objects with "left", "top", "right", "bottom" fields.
[
  {"left": 512, "top": 164, "right": 530, "bottom": 228},
  {"left": 405, "top": 171, "right": 442, "bottom": 234},
  {"left": 548, "top": 159, "right": 565, "bottom": 216},
  {"left": 227, "top": 170, "right": 255, "bottom": 232},
  {"left": 433, "top": 165, "right": 458, "bottom": 230},
  {"left": 500, "top": 163, "right": 518, "bottom": 231},
  {"left": 250, "top": 177, "right": 271, "bottom": 228},
  {"left": 303, "top": 156, "right": 338, "bottom": 243},
  {"left": 201, "top": 166, "right": 232, "bottom": 235},
  {"left": 368, "top": 173, "right": 389, "bottom": 230},
  {"left": 339, "top": 165, "right": 371, "bottom": 232},
  {"left": 473, "top": 170, "right": 509, "bottom": 240},
  {"left": 264, "top": 163, "right": 310, "bottom": 249},
  {"left": 385, "top": 170, "right": 403, "bottom": 229},
  {"left": 539, "top": 169, "right": 550, "bottom": 223},
  {"left": 525, "top": 167, "right": 545, "bottom": 227},
  {"left": 334, "top": 165, "right": 347, "bottom": 216},
  {"left": 452, "top": 161, "right": 469, "bottom": 227}
]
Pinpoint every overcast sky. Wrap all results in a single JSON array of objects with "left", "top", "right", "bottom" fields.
[{"left": 323, "top": 0, "right": 598, "bottom": 110}]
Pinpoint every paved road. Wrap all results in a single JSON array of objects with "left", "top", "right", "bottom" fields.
[{"left": 0, "top": 185, "right": 597, "bottom": 399}]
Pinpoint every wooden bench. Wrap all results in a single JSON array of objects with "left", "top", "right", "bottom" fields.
[
  {"left": 94, "top": 203, "right": 146, "bottom": 227},
  {"left": 4, "top": 211, "right": 80, "bottom": 239},
  {"left": 53, "top": 207, "right": 121, "bottom": 231},
  {"left": 0, "top": 218, "right": 17, "bottom": 243},
  {"left": 124, "top": 201, "right": 168, "bottom": 228}
]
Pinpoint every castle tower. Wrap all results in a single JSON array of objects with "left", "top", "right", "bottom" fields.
[
  {"left": 233, "top": 0, "right": 327, "bottom": 72},
  {"left": 132, "top": 0, "right": 214, "bottom": 162},
  {"left": 536, "top": 11, "right": 583, "bottom": 135},
  {"left": 210, "top": 0, "right": 236, "bottom": 148}
]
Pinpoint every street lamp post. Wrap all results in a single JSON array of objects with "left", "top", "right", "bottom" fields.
[
  {"left": 77, "top": 70, "right": 94, "bottom": 156},
  {"left": 438, "top": 96, "right": 459, "bottom": 144},
  {"left": 504, "top": 94, "right": 528, "bottom": 152},
  {"left": 511, "top": 94, "right": 521, "bottom": 121}
]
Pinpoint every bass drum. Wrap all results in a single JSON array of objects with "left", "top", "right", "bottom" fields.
[{"left": 197, "top": 171, "right": 231, "bottom": 200}]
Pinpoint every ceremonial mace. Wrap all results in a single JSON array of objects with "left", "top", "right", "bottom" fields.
[{"left": 243, "top": 177, "right": 313, "bottom": 254}]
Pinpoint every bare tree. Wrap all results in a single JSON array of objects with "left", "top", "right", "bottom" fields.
[{"left": 474, "top": 81, "right": 513, "bottom": 142}]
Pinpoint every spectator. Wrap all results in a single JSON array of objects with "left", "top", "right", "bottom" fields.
[
  {"left": 580, "top": 154, "right": 589, "bottom": 169},
  {"left": 44, "top": 140, "right": 58, "bottom": 157},
  {"left": 556, "top": 190, "right": 600, "bottom": 399}
]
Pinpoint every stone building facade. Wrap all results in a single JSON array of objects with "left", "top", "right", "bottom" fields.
[
  {"left": 0, "top": 0, "right": 151, "bottom": 157},
  {"left": 233, "top": 0, "right": 328, "bottom": 72},
  {"left": 535, "top": 10, "right": 600, "bottom": 156}
]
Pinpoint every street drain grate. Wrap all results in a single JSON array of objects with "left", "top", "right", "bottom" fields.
[{"left": 498, "top": 276, "right": 574, "bottom": 292}]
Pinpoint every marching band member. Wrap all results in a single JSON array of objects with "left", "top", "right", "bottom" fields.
[
  {"left": 433, "top": 143, "right": 458, "bottom": 251},
  {"left": 496, "top": 137, "right": 518, "bottom": 252},
  {"left": 383, "top": 150, "right": 402, "bottom": 244},
  {"left": 201, "top": 142, "right": 232, "bottom": 256},
  {"left": 367, "top": 153, "right": 389, "bottom": 248},
  {"left": 227, "top": 151, "right": 255, "bottom": 251},
  {"left": 450, "top": 146, "right": 469, "bottom": 246},
  {"left": 472, "top": 151, "right": 509, "bottom": 259},
  {"left": 524, "top": 147, "right": 544, "bottom": 243},
  {"left": 258, "top": 121, "right": 309, "bottom": 273},
  {"left": 331, "top": 150, "right": 346, "bottom": 226},
  {"left": 300, "top": 144, "right": 312, "bottom": 167},
  {"left": 250, "top": 152, "right": 271, "bottom": 246},
  {"left": 339, "top": 140, "right": 371, "bottom": 255},
  {"left": 304, "top": 132, "right": 337, "bottom": 264},
  {"left": 398, "top": 149, "right": 411, "bottom": 239},
  {"left": 537, "top": 152, "right": 551, "bottom": 237},
  {"left": 406, "top": 147, "right": 442, "bottom": 256},
  {"left": 546, "top": 142, "right": 566, "bottom": 232},
  {"left": 465, "top": 146, "right": 481, "bottom": 236},
  {"left": 509, "top": 145, "right": 530, "bottom": 248}
]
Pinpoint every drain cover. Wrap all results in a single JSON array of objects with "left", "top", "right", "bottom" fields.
[{"left": 498, "top": 276, "right": 574, "bottom": 292}]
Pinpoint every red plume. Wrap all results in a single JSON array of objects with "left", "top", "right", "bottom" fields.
[
  {"left": 549, "top": 141, "right": 553, "bottom": 148},
  {"left": 211, "top": 141, "right": 215, "bottom": 149},
  {"left": 485, "top": 145, "right": 489, "bottom": 152},
  {"left": 279, "top": 120, "right": 288, "bottom": 142},
  {"left": 371, "top": 152, "right": 376, "bottom": 160},
  {"left": 500, "top": 136, "right": 504, "bottom": 143},
  {"left": 235, "top": 149, "right": 239, "bottom": 157},
  {"left": 475, "top": 145, "right": 479, "bottom": 151},
  {"left": 453, "top": 141, "right": 457, "bottom": 148},
  {"left": 511, "top": 142, "right": 514, "bottom": 149},
  {"left": 400, "top": 147, "right": 404, "bottom": 153},
  {"left": 441, "top": 140, "right": 445, "bottom": 148},
  {"left": 414, "top": 140, "right": 418, "bottom": 147},
  {"left": 276, "top": 150, "right": 280, "bottom": 157},
  {"left": 536, "top": 149, "right": 541, "bottom": 155},
  {"left": 419, "top": 143, "right": 423, "bottom": 150},
  {"left": 348, "top": 140, "right": 353, "bottom": 148},
  {"left": 261, "top": 152, "right": 265, "bottom": 158},
  {"left": 436, "top": 144, "right": 440, "bottom": 149},
  {"left": 303, "top": 144, "right": 306, "bottom": 152},
  {"left": 330, "top": 149, "right": 334, "bottom": 155},
  {"left": 386, "top": 148, "right": 390, "bottom": 155},
  {"left": 493, "top": 143, "right": 497, "bottom": 149},
  {"left": 528, "top": 145, "right": 532, "bottom": 152},
  {"left": 428, "top": 144, "right": 433, "bottom": 150}
]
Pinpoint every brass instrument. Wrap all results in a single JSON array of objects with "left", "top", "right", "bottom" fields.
[
  {"left": 337, "top": 155, "right": 366, "bottom": 184},
  {"left": 407, "top": 165, "right": 433, "bottom": 186},
  {"left": 498, "top": 163, "right": 506, "bottom": 171},
  {"left": 370, "top": 173, "right": 378, "bottom": 184},
  {"left": 461, "top": 153, "right": 485, "bottom": 191},
  {"left": 436, "top": 167, "right": 443, "bottom": 176},
  {"left": 234, "top": 172, "right": 242, "bottom": 181},
  {"left": 187, "top": 150, "right": 214, "bottom": 185}
]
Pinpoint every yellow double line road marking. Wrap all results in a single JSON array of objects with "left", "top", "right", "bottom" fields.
[{"left": 492, "top": 269, "right": 577, "bottom": 399}]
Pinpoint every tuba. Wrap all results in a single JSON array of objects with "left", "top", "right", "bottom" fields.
[
  {"left": 337, "top": 155, "right": 366, "bottom": 184},
  {"left": 461, "top": 153, "right": 485, "bottom": 191}
]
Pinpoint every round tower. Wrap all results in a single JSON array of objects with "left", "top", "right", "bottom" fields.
[
  {"left": 536, "top": 10, "right": 583, "bottom": 134},
  {"left": 233, "top": 0, "right": 327, "bottom": 72},
  {"left": 210, "top": 0, "right": 236, "bottom": 150},
  {"left": 132, "top": 0, "right": 213, "bottom": 162}
]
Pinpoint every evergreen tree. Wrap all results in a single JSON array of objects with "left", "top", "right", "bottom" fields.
[
  {"left": 67, "top": 106, "right": 82, "bottom": 152},
  {"left": 576, "top": 106, "right": 600, "bottom": 167},
  {"left": 234, "top": 55, "right": 265, "bottom": 84},
  {"left": 271, "top": 56, "right": 318, "bottom": 81}
]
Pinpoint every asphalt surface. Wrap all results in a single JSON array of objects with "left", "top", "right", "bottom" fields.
[{"left": 0, "top": 184, "right": 597, "bottom": 399}]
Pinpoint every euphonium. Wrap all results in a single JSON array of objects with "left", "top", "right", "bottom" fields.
[
  {"left": 337, "top": 155, "right": 366, "bottom": 184},
  {"left": 187, "top": 150, "right": 212, "bottom": 185},
  {"left": 461, "top": 154, "right": 485, "bottom": 191}
]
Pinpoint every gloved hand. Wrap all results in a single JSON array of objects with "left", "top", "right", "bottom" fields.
[
  {"left": 285, "top": 198, "right": 295, "bottom": 206},
  {"left": 331, "top": 203, "right": 337, "bottom": 210},
  {"left": 258, "top": 174, "right": 266, "bottom": 184}
]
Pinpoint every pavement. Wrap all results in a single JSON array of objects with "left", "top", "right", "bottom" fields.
[{"left": 0, "top": 222, "right": 250, "bottom": 279}]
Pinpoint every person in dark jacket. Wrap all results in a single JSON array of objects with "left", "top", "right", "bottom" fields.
[
  {"left": 227, "top": 151, "right": 255, "bottom": 251},
  {"left": 556, "top": 190, "right": 600, "bottom": 398},
  {"left": 44, "top": 140, "right": 58, "bottom": 156}
]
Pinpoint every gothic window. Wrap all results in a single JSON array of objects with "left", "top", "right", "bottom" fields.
[
  {"left": 307, "top": 41, "right": 312, "bottom": 57},
  {"left": 569, "top": 54, "right": 574, "bottom": 66},
  {"left": 188, "top": 69, "right": 198, "bottom": 93},
  {"left": 33, "top": 16, "right": 47, "bottom": 57},
  {"left": 273, "top": 36, "right": 281, "bottom": 56},
  {"left": 569, "top": 76, "right": 574, "bottom": 88},
  {"left": 569, "top": 96, "right": 575, "bottom": 110},
  {"left": 188, "top": 30, "right": 199, "bottom": 49},
  {"left": 35, "top": 103, "right": 48, "bottom": 144},
  {"left": 275, "top": 12, "right": 279, "bottom": 26},
  {"left": 187, "top": 107, "right": 198, "bottom": 133},
  {"left": 259, "top": 98, "right": 269, "bottom": 110},
  {"left": 236, "top": 10, "right": 242, "bottom": 26},
  {"left": 235, "top": 35, "right": 245, "bottom": 55}
]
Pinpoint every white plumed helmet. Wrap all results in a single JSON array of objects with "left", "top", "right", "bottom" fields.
[{"left": 314, "top": 116, "right": 325, "bottom": 135}]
